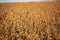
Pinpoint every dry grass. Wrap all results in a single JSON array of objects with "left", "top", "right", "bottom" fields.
[{"left": 0, "top": 2, "right": 60, "bottom": 40}]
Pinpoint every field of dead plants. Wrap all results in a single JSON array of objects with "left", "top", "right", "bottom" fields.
[{"left": 0, "top": 2, "right": 60, "bottom": 40}]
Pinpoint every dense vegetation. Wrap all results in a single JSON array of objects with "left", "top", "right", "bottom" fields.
[{"left": 0, "top": 2, "right": 60, "bottom": 40}]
